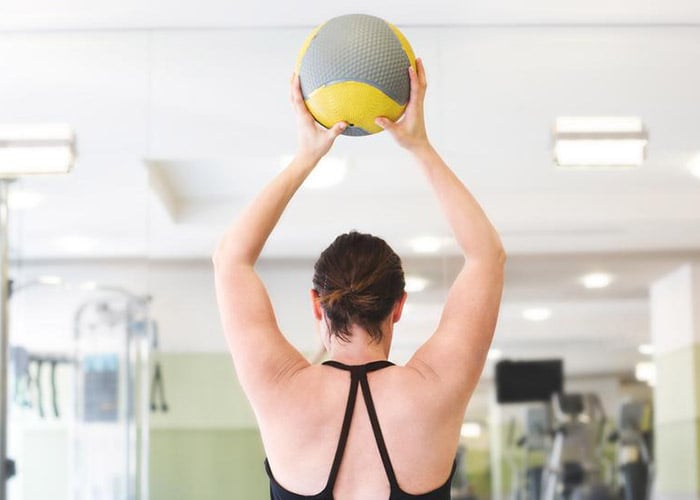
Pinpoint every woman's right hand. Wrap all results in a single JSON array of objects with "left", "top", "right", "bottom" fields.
[
  {"left": 374, "top": 58, "right": 431, "bottom": 153},
  {"left": 291, "top": 74, "right": 347, "bottom": 163}
]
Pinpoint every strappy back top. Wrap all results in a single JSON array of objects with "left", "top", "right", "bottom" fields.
[{"left": 264, "top": 360, "right": 456, "bottom": 500}]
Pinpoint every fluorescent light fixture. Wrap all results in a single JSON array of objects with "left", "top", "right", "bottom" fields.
[
  {"left": 0, "top": 124, "right": 76, "bottom": 177},
  {"left": 556, "top": 116, "right": 645, "bottom": 134},
  {"left": 522, "top": 307, "right": 552, "bottom": 322},
  {"left": 638, "top": 344, "right": 654, "bottom": 356},
  {"left": 553, "top": 116, "right": 647, "bottom": 167},
  {"left": 460, "top": 422, "right": 482, "bottom": 439},
  {"left": 8, "top": 189, "right": 43, "bottom": 210},
  {"left": 38, "top": 275, "right": 63, "bottom": 286},
  {"left": 409, "top": 236, "right": 443, "bottom": 254},
  {"left": 581, "top": 272, "right": 613, "bottom": 289},
  {"left": 280, "top": 155, "right": 347, "bottom": 189},
  {"left": 404, "top": 275, "right": 429, "bottom": 293},
  {"left": 635, "top": 361, "right": 656, "bottom": 386},
  {"left": 487, "top": 348, "right": 502, "bottom": 361},
  {"left": 54, "top": 235, "right": 98, "bottom": 253}
]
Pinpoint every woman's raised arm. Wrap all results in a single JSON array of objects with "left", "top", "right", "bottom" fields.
[
  {"left": 376, "top": 59, "right": 506, "bottom": 406},
  {"left": 212, "top": 75, "right": 346, "bottom": 407}
]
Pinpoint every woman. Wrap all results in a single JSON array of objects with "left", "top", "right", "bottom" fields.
[{"left": 213, "top": 59, "right": 505, "bottom": 500}]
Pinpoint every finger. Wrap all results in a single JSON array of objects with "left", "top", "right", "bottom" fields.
[
  {"left": 374, "top": 117, "right": 395, "bottom": 130},
  {"left": 289, "top": 72, "right": 297, "bottom": 102},
  {"left": 291, "top": 76, "right": 310, "bottom": 114},
  {"left": 408, "top": 65, "right": 423, "bottom": 102},
  {"left": 327, "top": 121, "right": 348, "bottom": 139},
  {"left": 416, "top": 58, "right": 427, "bottom": 88}
]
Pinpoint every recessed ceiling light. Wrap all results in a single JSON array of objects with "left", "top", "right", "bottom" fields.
[
  {"left": 638, "top": 344, "right": 654, "bottom": 356},
  {"left": 0, "top": 123, "right": 76, "bottom": 176},
  {"left": 522, "top": 307, "right": 552, "bottom": 322},
  {"left": 460, "top": 422, "right": 482, "bottom": 439},
  {"left": 553, "top": 116, "right": 647, "bottom": 168},
  {"left": 409, "top": 236, "right": 443, "bottom": 254},
  {"left": 8, "top": 189, "right": 43, "bottom": 210},
  {"left": 54, "top": 235, "right": 98, "bottom": 254},
  {"left": 581, "top": 272, "right": 613, "bottom": 289},
  {"left": 38, "top": 275, "right": 63, "bottom": 285},
  {"left": 404, "top": 275, "right": 429, "bottom": 293},
  {"left": 279, "top": 155, "right": 347, "bottom": 189}
]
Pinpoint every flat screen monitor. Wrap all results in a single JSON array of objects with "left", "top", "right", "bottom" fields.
[{"left": 495, "top": 359, "right": 563, "bottom": 404}]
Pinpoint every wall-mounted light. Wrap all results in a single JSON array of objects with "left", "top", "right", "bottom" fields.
[
  {"left": 0, "top": 124, "right": 76, "bottom": 177},
  {"left": 553, "top": 116, "right": 648, "bottom": 168}
]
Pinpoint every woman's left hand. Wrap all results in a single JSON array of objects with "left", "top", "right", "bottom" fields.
[{"left": 291, "top": 74, "right": 347, "bottom": 162}]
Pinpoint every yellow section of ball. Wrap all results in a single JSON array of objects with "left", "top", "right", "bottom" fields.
[
  {"left": 386, "top": 22, "right": 417, "bottom": 73},
  {"left": 305, "top": 81, "right": 406, "bottom": 135},
  {"left": 295, "top": 22, "right": 325, "bottom": 75}
]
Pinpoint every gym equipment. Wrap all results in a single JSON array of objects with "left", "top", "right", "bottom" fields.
[
  {"left": 542, "top": 393, "right": 615, "bottom": 500},
  {"left": 73, "top": 289, "right": 152, "bottom": 500},
  {"left": 14, "top": 352, "right": 72, "bottom": 418},
  {"left": 3, "top": 460, "right": 12, "bottom": 481},
  {"left": 608, "top": 400, "right": 654, "bottom": 500},
  {"left": 505, "top": 406, "right": 552, "bottom": 500},
  {"left": 7, "top": 279, "right": 152, "bottom": 500},
  {"left": 451, "top": 444, "right": 479, "bottom": 500},
  {"left": 149, "top": 322, "right": 169, "bottom": 413},
  {"left": 296, "top": 13, "right": 416, "bottom": 136}
]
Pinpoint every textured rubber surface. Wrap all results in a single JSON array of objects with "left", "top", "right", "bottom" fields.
[
  {"left": 297, "top": 14, "right": 414, "bottom": 135},
  {"left": 305, "top": 80, "right": 405, "bottom": 135}
]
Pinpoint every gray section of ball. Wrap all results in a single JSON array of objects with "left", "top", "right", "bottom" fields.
[
  {"left": 299, "top": 14, "right": 411, "bottom": 105},
  {"left": 343, "top": 125, "right": 370, "bottom": 136}
]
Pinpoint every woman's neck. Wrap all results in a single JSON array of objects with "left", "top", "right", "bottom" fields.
[{"left": 327, "top": 325, "right": 391, "bottom": 365}]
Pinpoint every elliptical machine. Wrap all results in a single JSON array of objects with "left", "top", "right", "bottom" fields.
[
  {"left": 507, "top": 406, "right": 552, "bottom": 500},
  {"left": 541, "top": 393, "right": 615, "bottom": 500},
  {"left": 608, "top": 400, "right": 654, "bottom": 500}
]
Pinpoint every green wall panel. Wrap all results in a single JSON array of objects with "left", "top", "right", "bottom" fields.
[
  {"left": 655, "top": 345, "right": 700, "bottom": 425},
  {"left": 150, "top": 428, "right": 268, "bottom": 500},
  {"left": 150, "top": 353, "right": 257, "bottom": 429},
  {"left": 655, "top": 419, "right": 700, "bottom": 493}
]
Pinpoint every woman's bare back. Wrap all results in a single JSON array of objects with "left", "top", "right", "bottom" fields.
[{"left": 257, "top": 362, "right": 464, "bottom": 500}]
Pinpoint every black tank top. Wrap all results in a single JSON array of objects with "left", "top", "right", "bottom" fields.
[{"left": 264, "top": 360, "right": 456, "bottom": 500}]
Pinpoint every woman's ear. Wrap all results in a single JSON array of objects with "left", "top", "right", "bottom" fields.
[
  {"left": 310, "top": 289, "right": 323, "bottom": 321},
  {"left": 392, "top": 292, "right": 408, "bottom": 323}
]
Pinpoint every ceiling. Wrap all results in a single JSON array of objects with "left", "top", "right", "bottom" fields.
[
  {"left": 1, "top": 1, "right": 699, "bottom": 378},
  {"left": 2, "top": 0, "right": 700, "bottom": 30}
]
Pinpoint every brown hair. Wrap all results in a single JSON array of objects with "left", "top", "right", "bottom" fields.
[{"left": 312, "top": 231, "right": 405, "bottom": 343}]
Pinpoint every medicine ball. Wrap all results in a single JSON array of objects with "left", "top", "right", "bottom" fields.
[{"left": 296, "top": 14, "right": 416, "bottom": 136}]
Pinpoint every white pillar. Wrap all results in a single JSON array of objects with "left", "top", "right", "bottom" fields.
[{"left": 649, "top": 263, "right": 700, "bottom": 500}]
